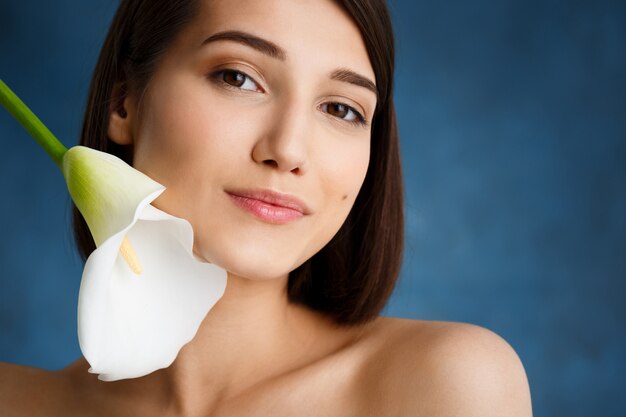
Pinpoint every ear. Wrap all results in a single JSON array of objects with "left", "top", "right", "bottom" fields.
[{"left": 107, "top": 81, "right": 137, "bottom": 146}]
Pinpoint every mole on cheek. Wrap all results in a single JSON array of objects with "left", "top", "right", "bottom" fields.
[{"left": 342, "top": 194, "right": 348, "bottom": 201}]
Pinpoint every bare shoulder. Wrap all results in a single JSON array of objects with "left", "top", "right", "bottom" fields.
[
  {"left": 359, "top": 317, "right": 533, "bottom": 417},
  {"left": 0, "top": 361, "right": 78, "bottom": 416}
]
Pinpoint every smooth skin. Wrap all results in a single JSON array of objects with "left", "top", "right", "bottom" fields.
[{"left": 0, "top": 0, "right": 532, "bottom": 415}]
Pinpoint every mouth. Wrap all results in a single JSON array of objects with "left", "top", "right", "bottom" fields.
[{"left": 225, "top": 188, "right": 310, "bottom": 224}]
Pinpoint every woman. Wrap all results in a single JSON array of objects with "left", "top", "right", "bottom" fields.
[{"left": 1, "top": 0, "right": 532, "bottom": 415}]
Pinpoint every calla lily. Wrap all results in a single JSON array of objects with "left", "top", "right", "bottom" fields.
[{"left": 0, "top": 79, "right": 227, "bottom": 381}]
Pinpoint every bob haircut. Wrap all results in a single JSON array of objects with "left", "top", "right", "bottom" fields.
[{"left": 72, "top": 0, "right": 404, "bottom": 326}]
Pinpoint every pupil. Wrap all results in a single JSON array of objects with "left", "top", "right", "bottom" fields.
[
  {"left": 331, "top": 103, "right": 347, "bottom": 117},
  {"left": 225, "top": 71, "right": 244, "bottom": 87}
]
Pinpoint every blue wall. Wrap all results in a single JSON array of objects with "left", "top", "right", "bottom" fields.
[{"left": 0, "top": 0, "right": 624, "bottom": 415}]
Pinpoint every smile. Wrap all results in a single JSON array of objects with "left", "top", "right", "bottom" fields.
[{"left": 226, "top": 190, "right": 307, "bottom": 224}]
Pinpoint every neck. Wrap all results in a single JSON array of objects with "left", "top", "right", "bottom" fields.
[{"left": 148, "top": 272, "right": 352, "bottom": 414}]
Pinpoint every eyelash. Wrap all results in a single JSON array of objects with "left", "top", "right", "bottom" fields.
[{"left": 208, "top": 68, "right": 369, "bottom": 128}]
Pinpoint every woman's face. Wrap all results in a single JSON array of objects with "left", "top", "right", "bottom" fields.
[{"left": 125, "top": 0, "right": 377, "bottom": 280}]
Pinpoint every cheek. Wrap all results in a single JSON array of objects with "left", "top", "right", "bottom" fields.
[
  {"left": 134, "top": 87, "right": 222, "bottom": 176},
  {"left": 310, "top": 140, "right": 370, "bottom": 244},
  {"left": 324, "top": 141, "right": 370, "bottom": 206},
  {"left": 132, "top": 79, "right": 253, "bottom": 213}
]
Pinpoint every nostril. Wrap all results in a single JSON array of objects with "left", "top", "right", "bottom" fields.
[{"left": 261, "top": 159, "right": 303, "bottom": 174}]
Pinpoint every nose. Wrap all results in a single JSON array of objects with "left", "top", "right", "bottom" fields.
[{"left": 251, "top": 97, "right": 309, "bottom": 175}]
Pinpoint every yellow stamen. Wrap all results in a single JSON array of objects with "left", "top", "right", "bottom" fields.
[{"left": 119, "top": 235, "right": 143, "bottom": 275}]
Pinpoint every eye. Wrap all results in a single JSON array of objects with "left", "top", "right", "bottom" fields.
[
  {"left": 320, "top": 102, "right": 368, "bottom": 128},
  {"left": 209, "top": 68, "right": 262, "bottom": 92}
]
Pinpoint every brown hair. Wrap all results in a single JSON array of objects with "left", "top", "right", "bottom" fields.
[{"left": 73, "top": 0, "right": 404, "bottom": 326}]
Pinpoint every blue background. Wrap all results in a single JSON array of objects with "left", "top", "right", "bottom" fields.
[{"left": 0, "top": 0, "right": 624, "bottom": 415}]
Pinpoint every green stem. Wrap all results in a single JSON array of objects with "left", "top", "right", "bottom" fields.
[{"left": 0, "top": 78, "right": 68, "bottom": 168}]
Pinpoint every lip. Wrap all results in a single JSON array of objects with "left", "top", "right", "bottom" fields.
[{"left": 225, "top": 188, "right": 311, "bottom": 224}]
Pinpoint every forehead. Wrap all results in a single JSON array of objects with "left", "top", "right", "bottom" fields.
[{"left": 177, "top": 0, "right": 375, "bottom": 80}]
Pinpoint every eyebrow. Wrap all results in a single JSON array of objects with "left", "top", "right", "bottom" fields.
[{"left": 201, "top": 30, "right": 378, "bottom": 100}]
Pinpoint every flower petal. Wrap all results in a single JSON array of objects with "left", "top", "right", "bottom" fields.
[
  {"left": 78, "top": 203, "right": 227, "bottom": 381},
  {"left": 62, "top": 146, "right": 165, "bottom": 246}
]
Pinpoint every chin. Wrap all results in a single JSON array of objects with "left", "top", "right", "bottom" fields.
[{"left": 195, "top": 242, "right": 306, "bottom": 282}]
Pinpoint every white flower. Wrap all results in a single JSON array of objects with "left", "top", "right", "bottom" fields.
[
  {"left": 63, "top": 147, "right": 227, "bottom": 381},
  {"left": 1, "top": 79, "right": 227, "bottom": 382}
]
